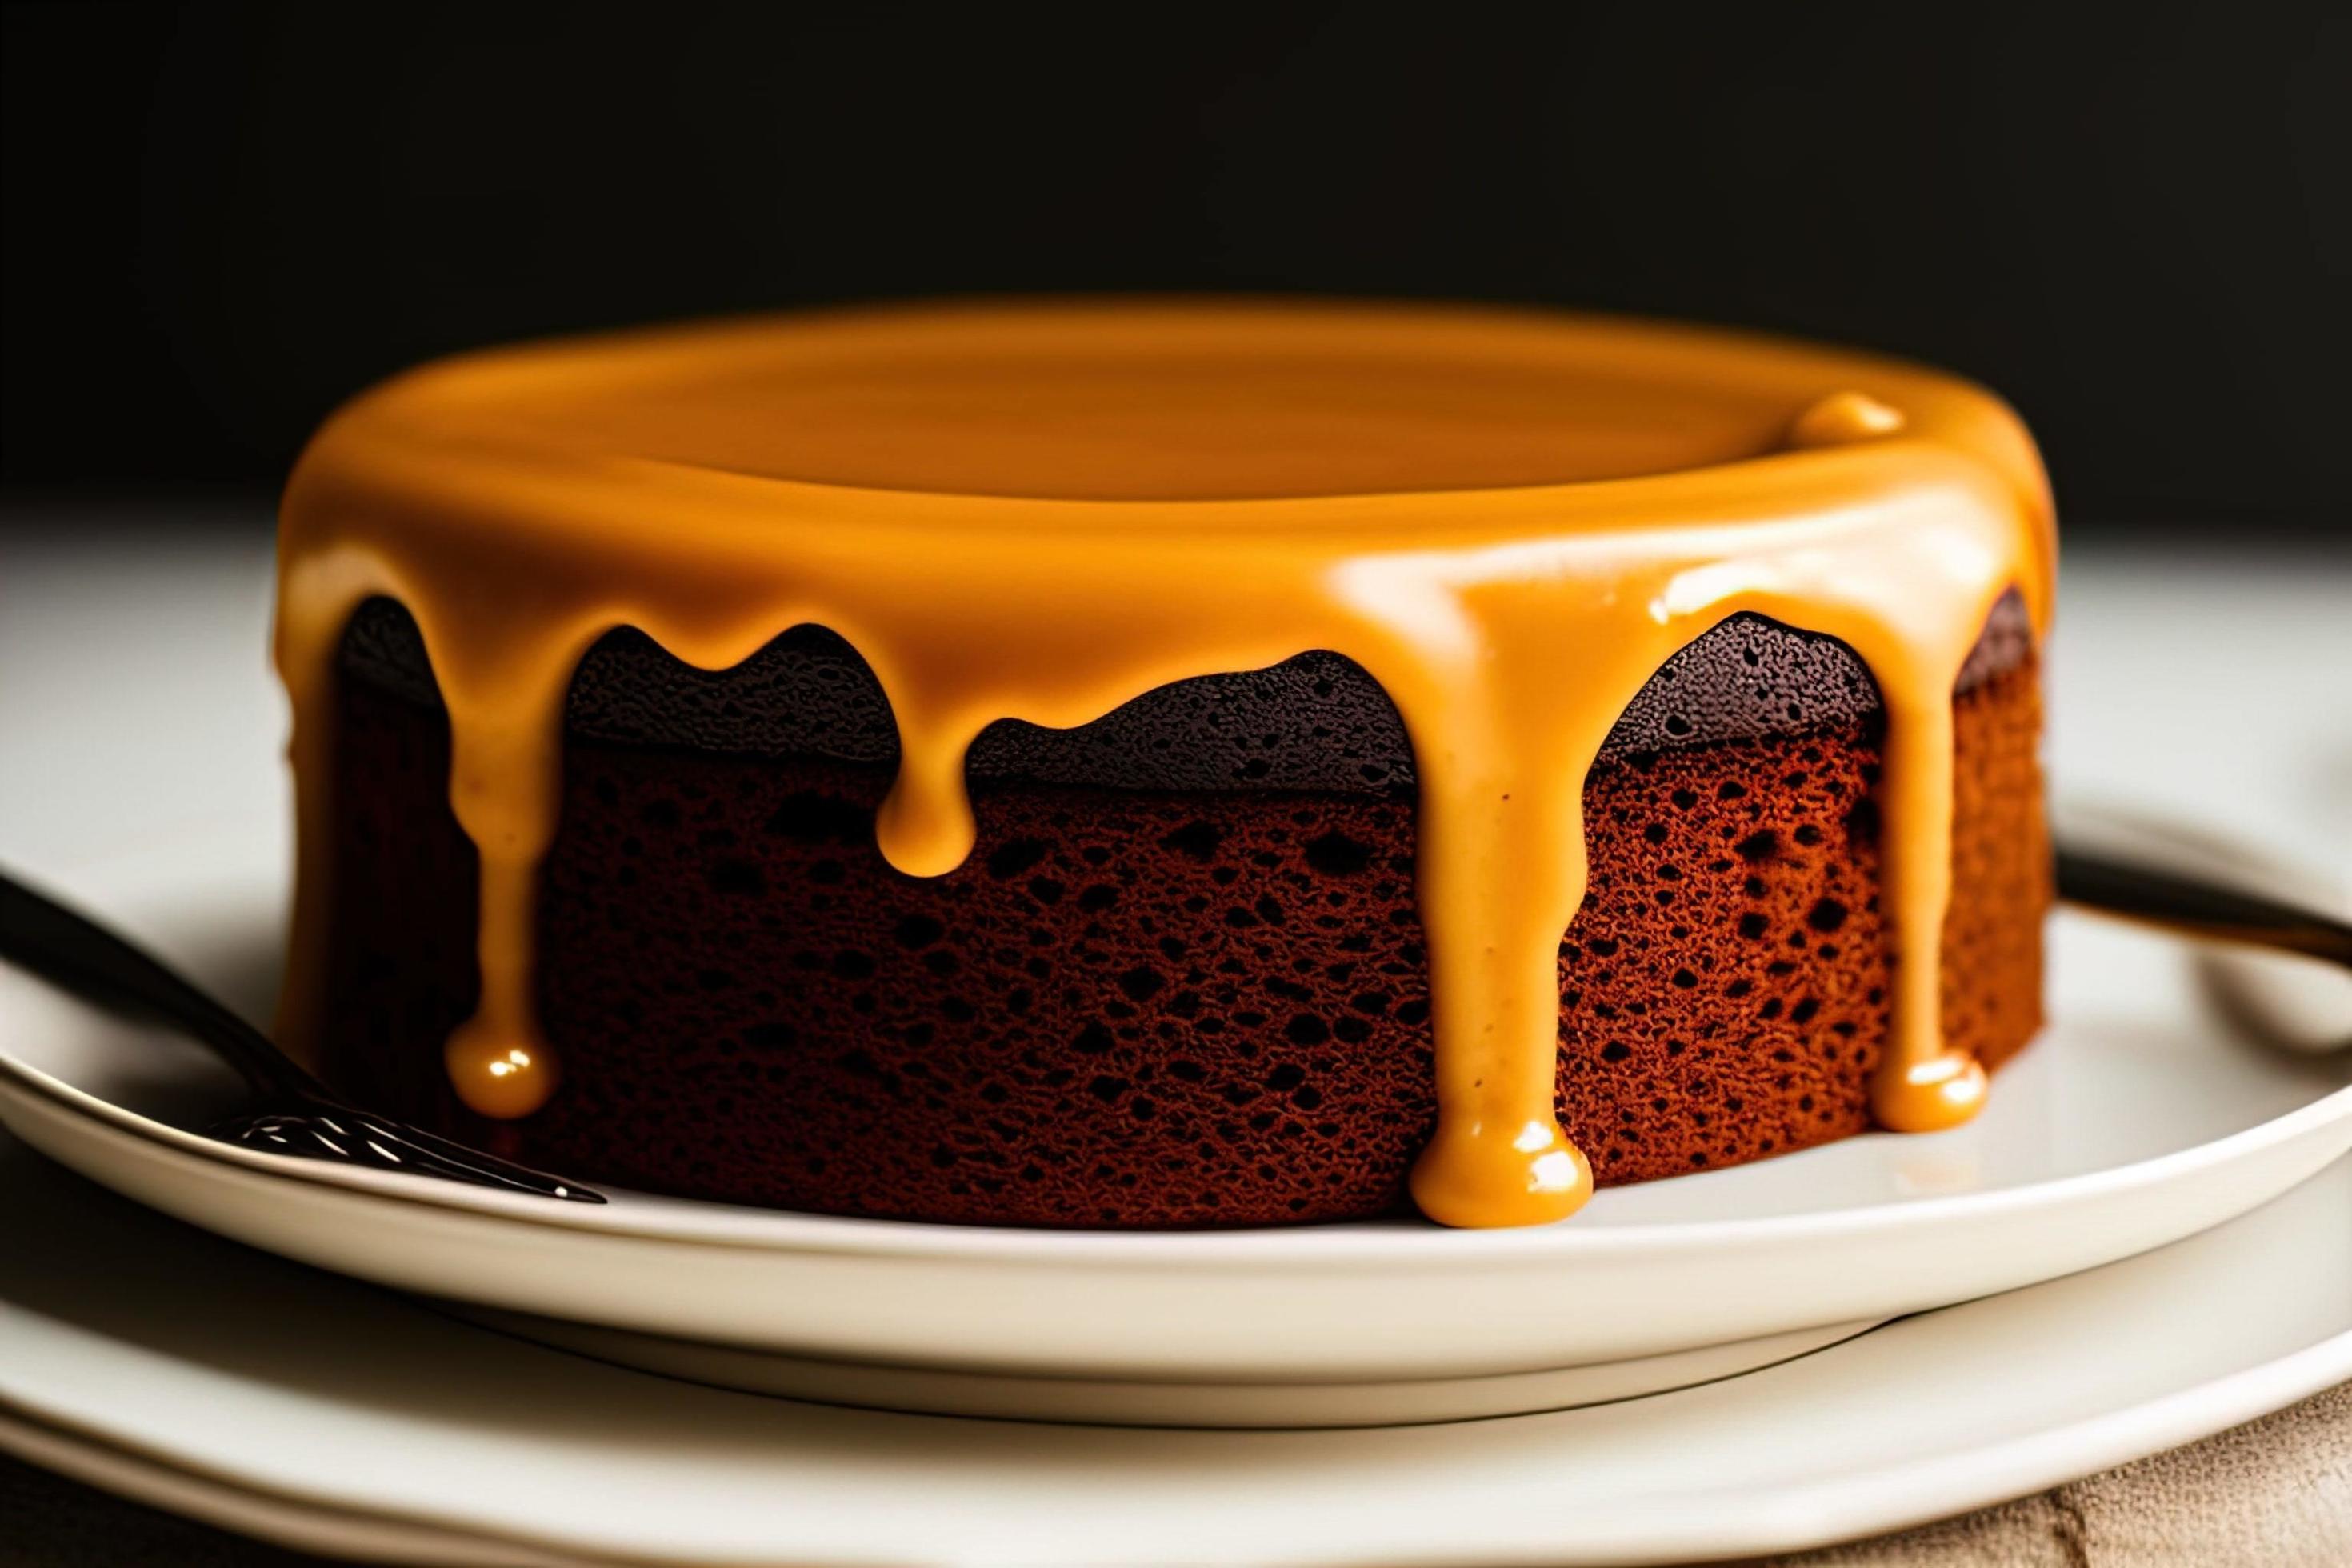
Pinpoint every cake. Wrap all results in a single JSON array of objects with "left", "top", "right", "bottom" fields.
[{"left": 273, "top": 300, "right": 2054, "bottom": 1229}]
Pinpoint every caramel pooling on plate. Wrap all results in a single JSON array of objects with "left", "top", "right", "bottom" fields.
[{"left": 274, "top": 302, "right": 2054, "bottom": 1226}]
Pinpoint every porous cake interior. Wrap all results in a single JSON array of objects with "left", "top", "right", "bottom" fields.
[{"left": 315, "top": 594, "right": 2044, "bottom": 1226}]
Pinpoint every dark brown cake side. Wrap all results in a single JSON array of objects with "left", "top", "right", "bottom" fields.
[{"left": 315, "top": 600, "right": 2047, "bottom": 1226}]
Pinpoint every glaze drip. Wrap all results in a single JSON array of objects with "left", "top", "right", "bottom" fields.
[{"left": 274, "top": 300, "right": 2054, "bottom": 1227}]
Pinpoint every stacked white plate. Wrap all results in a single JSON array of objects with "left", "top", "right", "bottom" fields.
[{"left": 3, "top": 821, "right": 2348, "bottom": 1564}]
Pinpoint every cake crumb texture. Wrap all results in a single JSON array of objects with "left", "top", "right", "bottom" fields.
[{"left": 318, "top": 654, "right": 2045, "bottom": 1226}]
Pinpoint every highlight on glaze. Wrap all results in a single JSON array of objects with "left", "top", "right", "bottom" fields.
[{"left": 273, "top": 300, "right": 2054, "bottom": 1228}]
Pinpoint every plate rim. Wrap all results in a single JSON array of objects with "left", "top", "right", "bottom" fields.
[
  {"left": 4, "top": 1305, "right": 2347, "bottom": 1567},
  {"left": 7, "top": 1002, "right": 2352, "bottom": 1270},
  {"left": 0, "top": 1402, "right": 594, "bottom": 1568}
]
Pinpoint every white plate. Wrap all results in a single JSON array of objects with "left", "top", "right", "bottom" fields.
[
  {"left": 2, "top": 1121, "right": 2346, "bottom": 1567},
  {"left": 3, "top": 819, "right": 2348, "bottom": 1426}
]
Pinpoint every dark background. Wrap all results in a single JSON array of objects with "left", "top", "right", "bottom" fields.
[{"left": 4, "top": 2, "right": 2346, "bottom": 538}]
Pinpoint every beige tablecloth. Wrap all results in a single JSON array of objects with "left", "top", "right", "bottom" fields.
[
  {"left": 1759, "top": 1378, "right": 2352, "bottom": 1566},
  {"left": 4, "top": 1379, "right": 2345, "bottom": 1566}
]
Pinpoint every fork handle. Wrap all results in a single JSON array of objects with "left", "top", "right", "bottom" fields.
[
  {"left": 0, "top": 868, "right": 323, "bottom": 1098},
  {"left": 2055, "top": 845, "right": 2352, "bottom": 970}
]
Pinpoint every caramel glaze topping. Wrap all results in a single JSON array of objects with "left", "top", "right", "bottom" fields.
[{"left": 274, "top": 300, "right": 2054, "bottom": 1227}]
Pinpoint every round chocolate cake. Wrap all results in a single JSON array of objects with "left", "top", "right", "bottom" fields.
[{"left": 274, "top": 300, "right": 2055, "bottom": 1229}]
